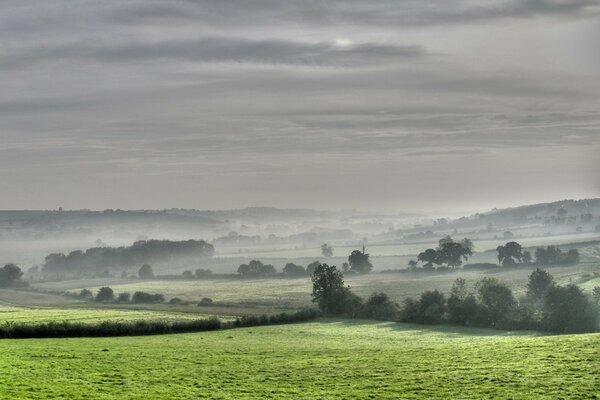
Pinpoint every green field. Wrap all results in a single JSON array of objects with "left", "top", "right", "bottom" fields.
[
  {"left": 30, "top": 261, "right": 600, "bottom": 309},
  {"left": 0, "top": 304, "right": 230, "bottom": 325},
  {"left": 0, "top": 320, "right": 598, "bottom": 399}
]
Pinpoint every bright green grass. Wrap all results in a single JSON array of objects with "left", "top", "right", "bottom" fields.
[
  {"left": 0, "top": 320, "right": 597, "bottom": 399},
  {"left": 0, "top": 305, "right": 231, "bottom": 325}
]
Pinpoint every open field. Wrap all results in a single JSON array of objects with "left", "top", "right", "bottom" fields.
[
  {"left": 0, "top": 319, "right": 598, "bottom": 399},
  {"left": 0, "top": 304, "right": 231, "bottom": 325},
  {"left": 30, "top": 261, "right": 600, "bottom": 309}
]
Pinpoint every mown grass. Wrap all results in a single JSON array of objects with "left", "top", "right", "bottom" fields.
[{"left": 0, "top": 320, "right": 597, "bottom": 399}]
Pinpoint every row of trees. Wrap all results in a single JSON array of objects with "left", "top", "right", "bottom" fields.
[
  {"left": 400, "top": 270, "right": 597, "bottom": 333},
  {"left": 237, "top": 248, "right": 374, "bottom": 277},
  {"left": 83, "top": 287, "right": 165, "bottom": 304},
  {"left": 415, "top": 236, "right": 473, "bottom": 270},
  {"left": 310, "top": 264, "right": 599, "bottom": 333},
  {"left": 43, "top": 239, "right": 214, "bottom": 276},
  {"left": 496, "top": 242, "right": 580, "bottom": 266}
]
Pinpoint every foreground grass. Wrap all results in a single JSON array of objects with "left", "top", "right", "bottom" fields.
[{"left": 0, "top": 320, "right": 597, "bottom": 399}]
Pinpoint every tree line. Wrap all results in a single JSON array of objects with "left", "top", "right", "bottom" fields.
[
  {"left": 42, "top": 239, "right": 214, "bottom": 276},
  {"left": 311, "top": 264, "right": 599, "bottom": 334}
]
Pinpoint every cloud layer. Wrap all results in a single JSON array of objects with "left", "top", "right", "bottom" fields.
[{"left": 0, "top": 0, "right": 599, "bottom": 211}]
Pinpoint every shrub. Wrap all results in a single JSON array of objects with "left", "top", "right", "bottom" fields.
[
  {"left": 132, "top": 291, "right": 164, "bottom": 304},
  {"left": 0, "top": 263, "right": 25, "bottom": 287},
  {"left": 198, "top": 297, "right": 213, "bottom": 306},
  {"left": 117, "top": 292, "right": 131, "bottom": 303},
  {"left": 169, "top": 297, "right": 184, "bottom": 305},
  {"left": 542, "top": 285, "right": 598, "bottom": 333},
  {"left": 138, "top": 264, "right": 154, "bottom": 279},
  {"left": 78, "top": 289, "right": 93, "bottom": 299},
  {"left": 359, "top": 292, "right": 398, "bottom": 320},
  {"left": 95, "top": 287, "right": 115, "bottom": 302}
]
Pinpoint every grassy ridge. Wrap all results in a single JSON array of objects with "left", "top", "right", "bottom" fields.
[{"left": 0, "top": 320, "right": 597, "bottom": 399}]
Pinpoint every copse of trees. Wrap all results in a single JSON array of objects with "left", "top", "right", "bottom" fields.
[
  {"left": 237, "top": 260, "right": 277, "bottom": 277},
  {"left": 348, "top": 247, "right": 373, "bottom": 274},
  {"left": 95, "top": 287, "right": 115, "bottom": 302},
  {"left": 132, "top": 291, "right": 165, "bottom": 304},
  {"left": 399, "top": 270, "right": 598, "bottom": 333},
  {"left": 535, "top": 246, "right": 580, "bottom": 265},
  {"left": 0, "top": 263, "right": 26, "bottom": 287},
  {"left": 282, "top": 263, "right": 306, "bottom": 276},
  {"left": 416, "top": 236, "right": 473, "bottom": 270},
  {"left": 43, "top": 239, "right": 215, "bottom": 276}
]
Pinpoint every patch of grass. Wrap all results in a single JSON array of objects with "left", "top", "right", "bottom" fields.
[{"left": 0, "top": 320, "right": 597, "bottom": 399}]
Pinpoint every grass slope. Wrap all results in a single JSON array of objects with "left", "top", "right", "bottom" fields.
[{"left": 0, "top": 320, "right": 597, "bottom": 399}]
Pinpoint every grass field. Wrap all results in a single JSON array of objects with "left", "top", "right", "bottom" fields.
[
  {"left": 0, "top": 319, "right": 597, "bottom": 399},
  {"left": 30, "top": 261, "right": 600, "bottom": 309},
  {"left": 0, "top": 304, "right": 230, "bottom": 325}
]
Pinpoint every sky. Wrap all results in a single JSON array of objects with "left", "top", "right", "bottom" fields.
[{"left": 1, "top": 0, "right": 599, "bottom": 214}]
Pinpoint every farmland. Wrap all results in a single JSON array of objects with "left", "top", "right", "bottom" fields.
[
  {"left": 0, "top": 304, "right": 229, "bottom": 325},
  {"left": 0, "top": 320, "right": 598, "bottom": 399},
  {"left": 29, "top": 260, "right": 600, "bottom": 310}
]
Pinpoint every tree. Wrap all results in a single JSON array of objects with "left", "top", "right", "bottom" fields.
[
  {"left": 564, "top": 249, "right": 580, "bottom": 264},
  {"left": 522, "top": 250, "right": 532, "bottom": 264},
  {"left": 306, "top": 261, "right": 321, "bottom": 276},
  {"left": 78, "top": 288, "right": 93, "bottom": 299},
  {"left": 542, "top": 284, "right": 598, "bottom": 333},
  {"left": 138, "top": 264, "right": 154, "bottom": 279},
  {"left": 418, "top": 290, "right": 446, "bottom": 324},
  {"left": 496, "top": 241, "right": 523, "bottom": 266},
  {"left": 182, "top": 270, "right": 194, "bottom": 278},
  {"left": 0, "top": 263, "right": 24, "bottom": 287},
  {"left": 526, "top": 268, "right": 554, "bottom": 304},
  {"left": 311, "top": 264, "right": 361, "bottom": 314},
  {"left": 535, "top": 246, "right": 562, "bottom": 265},
  {"left": 417, "top": 249, "right": 438, "bottom": 268},
  {"left": 592, "top": 286, "right": 600, "bottom": 304},
  {"left": 195, "top": 269, "right": 212, "bottom": 278},
  {"left": 320, "top": 243, "right": 334, "bottom": 258},
  {"left": 407, "top": 259, "right": 418, "bottom": 270},
  {"left": 437, "top": 239, "right": 472, "bottom": 269},
  {"left": 237, "top": 260, "right": 277, "bottom": 277},
  {"left": 283, "top": 263, "right": 306, "bottom": 276},
  {"left": 117, "top": 292, "right": 131, "bottom": 302},
  {"left": 476, "top": 278, "right": 516, "bottom": 326},
  {"left": 95, "top": 287, "right": 115, "bottom": 302},
  {"left": 348, "top": 248, "right": 373, "bottom": 274},
  {"left": 132, "top": 291, "right": 165, "bottom": 303},
  {"left": 359, "top": 292, "right": 398, "bottom": 320}
]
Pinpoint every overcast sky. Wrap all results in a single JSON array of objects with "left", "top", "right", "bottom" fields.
[{"left": 1, "top": 0, "right": 599, "bottom": 213}]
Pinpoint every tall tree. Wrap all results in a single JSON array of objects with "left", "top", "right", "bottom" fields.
[{"left": 348, "top": 247, "right": 373, "bottom": 274}]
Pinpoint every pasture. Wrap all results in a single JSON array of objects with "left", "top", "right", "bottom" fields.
[
  {"left": 31, "top": 261, "right": 600, "bottom": 310},
  {"left": 0, "top": 320, "right": 597, "bottom": 399},
  {"left": 0, "top": 304, "right": 229, "bottom": 325}
]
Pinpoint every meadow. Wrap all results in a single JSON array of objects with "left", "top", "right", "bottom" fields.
[
  {"left": 31, "top": 260, "right": 600, "bottom": 310},
  {"left": 0, "top": 304, "right": 231, "bottom": 325},
  {"left": 0, "top": 319, "right": 597, "bottom": 399}
]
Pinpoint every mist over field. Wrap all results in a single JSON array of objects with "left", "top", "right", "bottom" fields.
[{"left": 0, "top": 1, "right": 599, "bottom": 399}]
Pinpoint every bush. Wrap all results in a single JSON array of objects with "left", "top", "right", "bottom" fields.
[
  {"left": 542, "top": 285, "right": 598, "bottom": 333},
  {"left": 132, "top": 291, "right": 164, "bottom": 304},
  {"left": 138, "top": 264, "right": 154, "bottom": 279},
  {"left": 78, "top": 289, "right": 93, "bottom": 299},
  {"left": 95, "top": 287, "right": 115, "bottom": 302},
  {"left": 117, "top": 292, "right": 131, "bottom": 303},
  {"left": 359, "top": 292, "right": 398, "bottom": 320},
  {"left": 169, "top": 297, "right": 184, "bottom": 305},
  {"left": 0, "top": 263, "right": 25, "bottom": 287},
  {"left": 399, "top": 290, "right": 446, "bottom": 324},
  {"left": 198, "top": 297, "right": 213, "bottom": 306}
]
